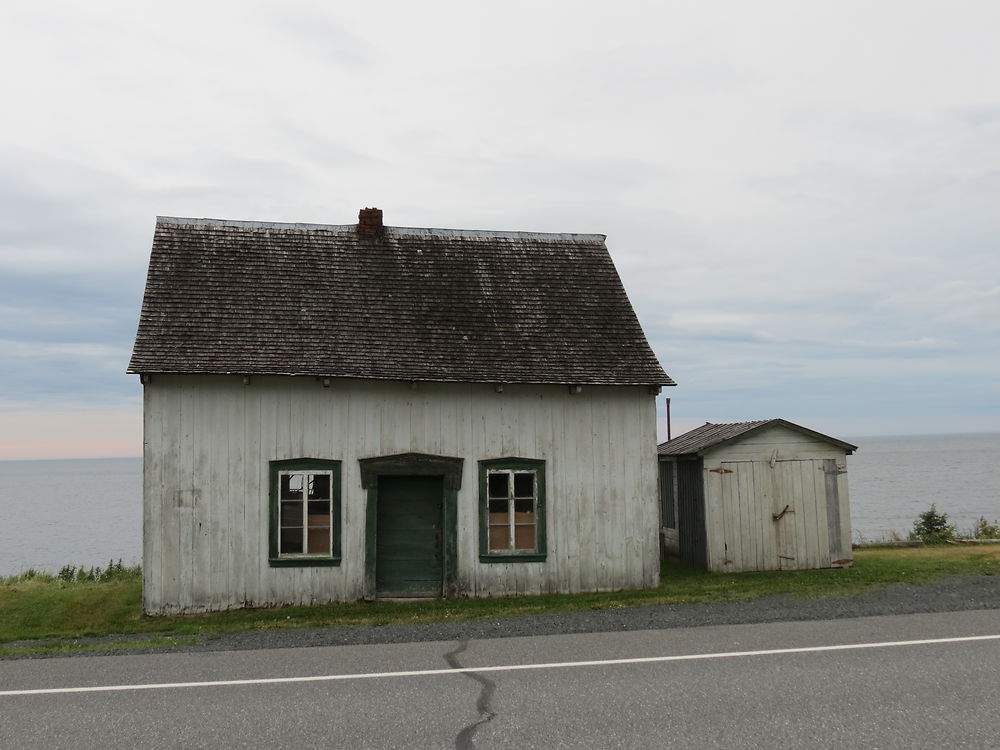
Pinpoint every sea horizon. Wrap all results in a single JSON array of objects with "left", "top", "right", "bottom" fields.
[{"left": 3, "top": 429, "right": 998, "bottom": 463}]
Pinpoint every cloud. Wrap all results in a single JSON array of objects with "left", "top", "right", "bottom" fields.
[
  {"left": 2, "top": 0, "right": 1000, "bottom": 452},
  {"left": 0, "top": 334, "right": 137, "bottom": 412},
  {"left": 263, "top": 3, "right": 374, "bottom": 69},
  {"left": 883, "top": 281, "right": 1000, "bottom": 325},
  {"left": 958, "top": 106, "right": 1000, "bottom": 128},
  {"left": 0, "top": 340, "right": 128, "bottom": 361},
  {"left": 0, "top": 147, "right": 152, "bottom": 272}
]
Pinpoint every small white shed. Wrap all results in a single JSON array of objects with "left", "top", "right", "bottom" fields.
[{"left": 658, "top": 420, "right": 857, "bottom": 573}]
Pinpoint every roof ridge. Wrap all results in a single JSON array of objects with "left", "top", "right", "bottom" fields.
[
  {"left": 155, "top": 216, "right": 606, "bottom": 242},
  {"left": 703, "top": 419, "right": 772, "bottom": 427}
]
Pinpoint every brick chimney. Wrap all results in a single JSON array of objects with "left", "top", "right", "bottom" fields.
[{"left": 358, "top": 207, "right": 384, "bottom": 237}]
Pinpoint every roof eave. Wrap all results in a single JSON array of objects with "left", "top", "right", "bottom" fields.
[{"left": 128, "top": 369, "right": 675, "bottom": 388}]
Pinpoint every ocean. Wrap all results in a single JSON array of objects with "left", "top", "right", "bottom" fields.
[
  {"left": 1, "top": 433, "right": 998, "bottom": 575},
  {"left": 846, "top": 432, "right": 1000, "bottom": 542},
  {"left": 0, "top": 457, "right": 142, "bottom": 576}
]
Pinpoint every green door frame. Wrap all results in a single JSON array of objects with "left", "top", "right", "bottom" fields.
[{"left": 359, "top": 452, "right": 464, "bottom": 600}]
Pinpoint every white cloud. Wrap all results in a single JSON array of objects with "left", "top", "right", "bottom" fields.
[
  {"left": 1, "top": 0, "right": 999, "bottom": 449},
  {"left": 0, "top": 340, "right": 127, "bottom": 360}
]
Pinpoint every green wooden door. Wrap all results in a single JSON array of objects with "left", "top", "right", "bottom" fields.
[{"left": 376, "top": 475, "right": 444, "bottom": 597}]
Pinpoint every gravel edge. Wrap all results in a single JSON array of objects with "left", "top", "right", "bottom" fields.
[{"left": 5, "top": 574, "right": 1000, "bottom": 660}]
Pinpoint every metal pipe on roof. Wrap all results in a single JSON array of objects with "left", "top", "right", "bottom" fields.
[{"left": 666, "top": 397, "right": 672, "bottom": 441}]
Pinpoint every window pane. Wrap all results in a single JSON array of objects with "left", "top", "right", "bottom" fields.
[
  {"left": 281, "top": 501, "right": 303, "bottom": 527},
  {"left": 489, "top": 525, "right": 510, "bottom": 551},
  {"left": 481, "top": 462, "right": 544, "bottom": 558},
  {"left": 514, "top": 524, "right": 536, "bottom": 550},
  {"left": 514, "top": 498, "right": 534, "bottom": 515},
  {"left": 513, "top": 472, "right": 534, "bottom": 498},
  {"left": 307, "top": 527, "right": 330, "bottom": 554},
  {"left": 281, "top": 473, "right": 304, "bottom": 500},
  {"left": 308, "top": 500, "right": 330, "bottom": 526},
  {"left": 487, "top": 472, "right": 509, "bottom": 499},
  {"left": 281, "top": 527, "right": 303, "bottom": 554},
  {"left": 308, "top": 474, "right": 331, "bottom": 500}
]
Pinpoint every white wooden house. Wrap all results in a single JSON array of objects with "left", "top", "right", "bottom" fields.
[
  {"left": 129, "top": 208, "right": 674, "bottom": 614},
  {"left": 658, "top": 420, "right": 856, "bottom": 572}
]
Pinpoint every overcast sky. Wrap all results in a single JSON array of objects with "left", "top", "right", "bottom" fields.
[{"left": 2, "top": 1, "right": 998, "bottom": 459}]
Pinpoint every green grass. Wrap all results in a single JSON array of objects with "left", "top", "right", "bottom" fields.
[{"left": 2, "top": 545, "right": 998, "bottom": 657}]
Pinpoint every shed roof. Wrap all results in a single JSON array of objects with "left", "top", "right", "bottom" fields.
[
  {"left": 128, "top": 214, "right": 674, "bottom": 386},
  {"left": 657, "top": 419, "right": 857, "bottom": 457}
]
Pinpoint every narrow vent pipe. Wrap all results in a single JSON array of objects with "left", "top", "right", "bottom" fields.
[{"left": 666, "top": 397, "right": 672, "bottom": 441}]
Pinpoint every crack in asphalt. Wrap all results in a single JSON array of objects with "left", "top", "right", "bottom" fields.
[{"left": 444, "top": 639, "right": 497, "bottom": 750}]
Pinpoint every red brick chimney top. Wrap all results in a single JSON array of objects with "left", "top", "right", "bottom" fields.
[{"left": 358, "top": 207, "right": 383, "bottom": 236}]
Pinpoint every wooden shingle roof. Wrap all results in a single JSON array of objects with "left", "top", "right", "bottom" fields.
[
  {"left": 657, "top": 419, "right": 857, "bottom": 456},
  {"left": 128, "top": 215, "right": 674, "bottom": 386}
]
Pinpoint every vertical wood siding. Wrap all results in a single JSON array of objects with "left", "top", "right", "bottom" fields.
[
  {"left": 699, "top": 425, "right": 853, "bottom": 573},
  {"left": 143, "top": 376, "right": 659, "bottom": 613}
]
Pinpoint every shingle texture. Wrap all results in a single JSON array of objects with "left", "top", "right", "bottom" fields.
[
  {"left": 657, "top": 419, "right": 857, "bottom": 456},
  {"left": 128, "top": 216, "right": 674, "bottom": 386}
]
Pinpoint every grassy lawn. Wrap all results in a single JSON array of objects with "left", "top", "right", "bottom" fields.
[{"left": 2, "top": 545, "right": 998, "bottom": 657}]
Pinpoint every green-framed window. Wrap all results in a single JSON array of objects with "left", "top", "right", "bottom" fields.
[
  {"left": 269, "top": 458, "right": 342, "bottom": 567},
  {"left": 479, "top": 457, "right": 546, "bottom": 563}
]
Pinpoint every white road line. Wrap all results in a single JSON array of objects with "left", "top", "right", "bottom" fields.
[{"left": 3, "top": 633, "right": 999, "bottom": 697}]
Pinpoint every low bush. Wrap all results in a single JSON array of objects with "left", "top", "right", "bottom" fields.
[
  {"left": 908, "top": 505, "right": 957, "bottom": 544},
  {"left": 56, "top": 560, "right": 141, "bottom": 584},
  {"left": 1, "top": 561, "right": 141, "bottom": 587},
  {"left": 972, "top": 517, "right": 1000, "bottom": 540}
]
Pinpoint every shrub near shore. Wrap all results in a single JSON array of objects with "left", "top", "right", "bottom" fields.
[
  {"left": 858, "top": 505, "right": 1000, "bottom": 545},
  {"left": 907, "top": 505, "right": 1000, "bottom": 544}
]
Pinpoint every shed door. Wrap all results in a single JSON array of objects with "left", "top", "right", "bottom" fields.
[
  {"left": 772, "top": 459, "right": 831, "bottom": 570},
  {"left": 376, "top": 476, "right": 444, "bottom": 597}
]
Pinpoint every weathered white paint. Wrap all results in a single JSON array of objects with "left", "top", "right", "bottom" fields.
[
  {"left": 142, "top": 375, "right": 660, "bottom": 614},
  {"left": 697, "top": 424, "right": 853, "bottom": 573}
]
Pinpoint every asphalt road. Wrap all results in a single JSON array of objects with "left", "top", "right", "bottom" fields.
[{"left": 2, "top": 609, "right": 999, "bottom": 749}]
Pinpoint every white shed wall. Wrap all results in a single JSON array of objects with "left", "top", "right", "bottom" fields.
[
  {"left": 699, "top": 425, "right": 853, "bottom": 573},
  {"left": 142, "top": 375, "right": 660, "bottom": 613}
]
